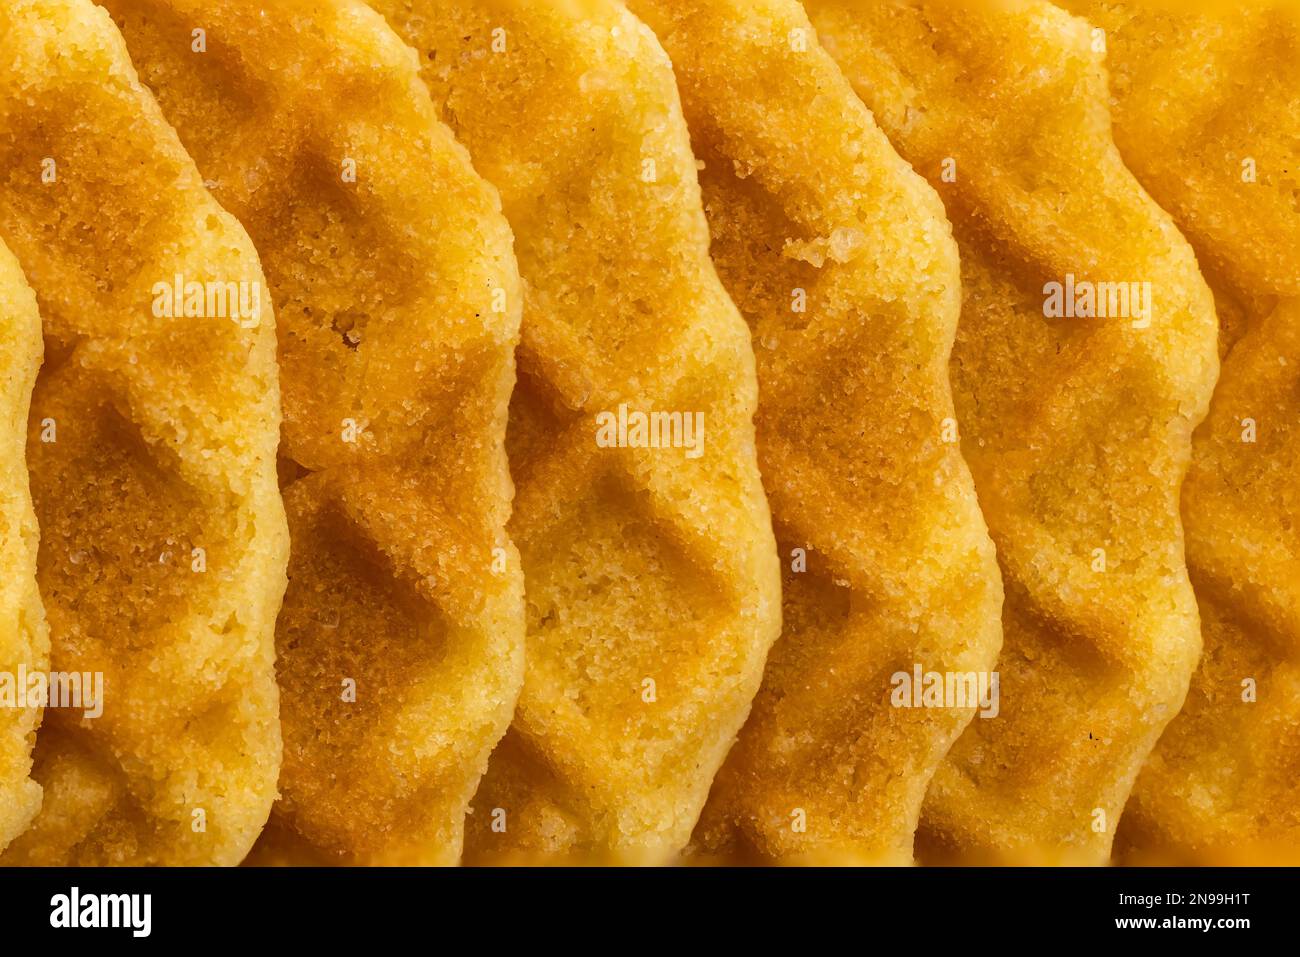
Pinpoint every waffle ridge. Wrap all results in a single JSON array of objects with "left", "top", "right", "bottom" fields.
[
  {"left": 1059, "top": 0, "right": 1300, "bottom": 864},
  {"left": 373, "top": 0, "right": 782, "bottom": 863},
  {"left": 0, "top": 242, "right": 47, "bottom": 853},
  {"left": 104, "top": 0, "right": 527, "bottom": 865},
  {"left": 626, "top": 0, "right": 1004, "bottom": 865},
  {"left": 805, "top": 0, "right": 1220, "bottom": 864},
  {"left": 0, "top": 0, "right": 287, "bottom": 865}
]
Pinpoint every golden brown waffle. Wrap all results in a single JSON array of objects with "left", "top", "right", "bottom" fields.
[
  {"left": 0, "top": 242, "right": 47, "bottom": 852},
  {"left": 625, "top": 0, "right": 1003, "bottom": 864},
  {"left": 1057, "top": 0, "right": 1300, "bottom": 864},
  {"left": 0, "top": 0, "right": 287, "bottom": 865},
  {"left": 371, "top": 0, "right": 781, "bottom": 863},
  {"left": 104, "top": 0, "right": 526, "bottom": 865},
  {"left": 805, "top": 0, "right": 1220, "bottom": 863}
]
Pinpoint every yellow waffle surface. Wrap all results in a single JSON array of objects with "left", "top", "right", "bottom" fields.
[
  {"left": 105, "top": 0, "right": 527, "bottom": 866},
  {"left": 371, "top": 0, "right": 782, "bottom": 864},
  {"left": 804, "top": 0, "right": 1219, "bottom": 864},
  {"left": 1058, "top": 0, "right": 1300, "bottom": 864},
  {"left": 0, "top": 241, "right": 47, "bottom": 852},
  {"left": 0, "top": 0, "right": 287, "bottom": 865},
  {"left": 626, "top": 0, "right": 1003, "bottom": 865}
]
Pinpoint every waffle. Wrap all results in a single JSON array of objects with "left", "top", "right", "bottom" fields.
[
  {"left": 371, "top": 0, "right": 781, "bottom": 864},
  {"left": 1057, "top": 0, "right": 1300, "bottom": 864},
  {"left": 0, "top": 242, "right": 46, "bottom": 852},
  {"left": 0, "top": 0, "right": 287, "bottom": 865},
  {"left": 624, "top": 0, "right": 1003, "bottom": 865},
  {"left": 104, "top": 0, "right": 527, "bottom": 865},
  {"left": 805, "top": 0, "right": 1220, "bottom": 863}
]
